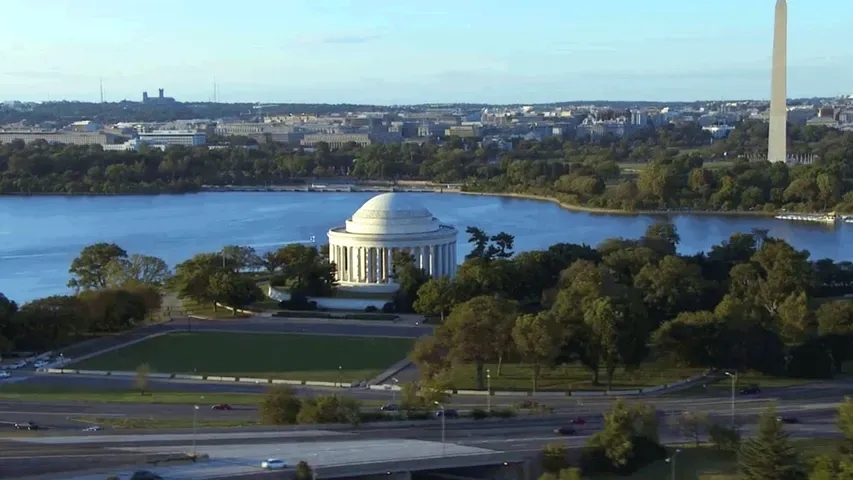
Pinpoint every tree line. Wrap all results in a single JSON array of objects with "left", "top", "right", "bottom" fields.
[
  {"left": 405, "top": 225, "right": 853, "bottom": 390},
  {"left": 0, "top": 240, "right": 336, "bottom": 356},
  {"left": 2, "top": 119, "right": 851, "bottom": 212},
  {"left": 539, "top": 397, "right": 853, "bottom": 479}
]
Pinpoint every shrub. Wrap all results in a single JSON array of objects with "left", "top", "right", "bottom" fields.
[
  {"left": 492, "top": 408, "right": 516, "bottom": 418},
  {"left": 277, "top": 292, "right": 318, "bottom": 311},
  {"left": 381, "top": 302, "right": 396, "bottom": 313},
  {"left": 405, "top": 410, "right": 431, "bottom": 420},
  {"left": 708, "top": 424, "right": 741, "bottom": 452},
  {"left": 579, "top": 436, "right": 667, "bottom": 476},
  {"left": 296, "top": 461, "right": 313, "bottom": 480},
  {"left": 364, "top": 305, "right": 379, "bottom": 313},
  {"left": 471, "top": 408, "right": 488, "bottom": 420},
  {"left": 259, "top": 386, "right": 302, "bottom": 425},
  {"left": 542, "top": 443, "right": 570, "bottom": 473}
]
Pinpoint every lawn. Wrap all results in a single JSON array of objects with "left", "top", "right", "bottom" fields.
[
  {"left": 593, "top": 439, "right": 844, "bottom": 479},
  {"left": 73, "top": 416, "right": 258, "bottom": 429},
  {"left": 448, "top": 362, "right": 708, "bottom": 392},
  {"left": 73, "top": 332, "right": 415, "bottom": 383},
  {"left": 670, "top": 369, "right": 850, "bottom": 397},
  {"left": 0, "top": 384, "right": 263, "bottom": 405}
]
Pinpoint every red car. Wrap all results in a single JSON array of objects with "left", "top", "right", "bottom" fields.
[
  {"left": 211, "top": 404, "right": 232, "bottom": 411},
  {"left": 569, "top": 417, "right": 586, "bottom": 425}
]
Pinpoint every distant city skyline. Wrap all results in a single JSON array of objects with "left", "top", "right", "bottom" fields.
[{"left": 1, "top": 0, "right": 851, "bottom": 104}]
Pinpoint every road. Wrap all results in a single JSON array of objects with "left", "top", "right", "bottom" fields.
[{"left": 0, "top": 406, "right": 845, "bottom": 479}]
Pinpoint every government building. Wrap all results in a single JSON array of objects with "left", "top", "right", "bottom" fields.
[{"left": 327, "top": 193, "right": 458, "bottom": 293}]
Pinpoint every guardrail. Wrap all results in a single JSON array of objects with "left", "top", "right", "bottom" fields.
[{"left": 35, "top": 368, "right": 711, "bottom": 397}]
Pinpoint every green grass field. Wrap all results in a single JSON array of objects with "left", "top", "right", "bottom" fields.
[
  {"left": 73, "top": 332, "right": 415, "bottom": 383},
  {"left": 448, "top": 362, "right": 708, "bottom": 392}
]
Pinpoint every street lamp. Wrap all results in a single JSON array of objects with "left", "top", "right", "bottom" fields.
[
  {"left": 725, "top": 371, "right": 737, "bottom": 429},
  {"left": 391, "top": 377, "right": 399, "bottom": 403},
  {"left": 434, "top": 401, "right": 446, "bottom": 456},
  {"left": 192, "top": 404, "right": 200, "bottom": 457},
  {"left": 486, "top": 369, "right": 492, "bottom": 413},
  {"left": 338, "top": 365, "right": 342, "bottom": 387},
  {"left": 665, "top": 449, "right": 681, "bottom": 479}
]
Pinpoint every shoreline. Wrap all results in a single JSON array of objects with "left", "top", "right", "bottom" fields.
[{"left": 0, "top": 185, "right": 818, "bottom": 219}]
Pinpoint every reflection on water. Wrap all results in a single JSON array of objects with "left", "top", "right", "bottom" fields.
[{"left": 1, "top": 192, "right": 850, "bottom": 302}]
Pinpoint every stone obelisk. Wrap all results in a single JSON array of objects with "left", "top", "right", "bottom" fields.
[{"left": 767, "top": 0, "right": 788, "bottom": 163}]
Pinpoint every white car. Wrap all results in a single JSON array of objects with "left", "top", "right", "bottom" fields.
[
  {"left": 83, "top": 425, "right": 102, "bottom": 432},
  {"left": 34, "top": 361, "right": 48, "bottom": 368},
  {"left": 261, "top": 459, "right": 287, "bottom": 469},
  {"left": 0, "top": 371, "right": 10, "bottom": 378}
]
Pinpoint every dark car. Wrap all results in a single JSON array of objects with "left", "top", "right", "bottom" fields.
[
  {"left": 570, "top": 417, "right": 586, "bottom": 425},
  {"left": 380, "top": 404, "right": 400, "bottom": 411},
  {"left": 740, "top": 385, "right": 762, "bottom": 395},
  {"left": 130, "top": 471, "right": 163, "bottom": 480},
  {"left": 211, "top": 404, "right": 232, "bottom": 411},
  {"left": 435, "top": 409, "right": 459, "bottom": 418},
  {"left": 777, "top": 416, "right": 799, "bottom": 424},
  {"left": 14, "top": 422, "right": 39, "bottom": 430},
  {"left": 554, "top": 426, "right": 577, "bottom": 435}
]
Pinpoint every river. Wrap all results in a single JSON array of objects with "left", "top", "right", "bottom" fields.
[{"left": 1, "top": 192, "right": 851, "bottom": 303}]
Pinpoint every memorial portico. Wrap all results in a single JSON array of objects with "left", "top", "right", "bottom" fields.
[{"left": 327, "top": 193, "right": 458, "bottom": 293}]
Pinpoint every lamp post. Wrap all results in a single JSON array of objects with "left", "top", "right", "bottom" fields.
[
  {"left": 665, "top": 449, "right": 681, "bottom": 479},
  {"left": 725, "top": 371, "right": 737, "bottom": 429},
  {"left": 486, "top": 369, "right": 492, "bottom": 413},
  {"left": 338, "top": 365, "right": 342, "bottom": 388},
  {"left": 391, "top": 377, "right": 399, "bottom": 403},
  {"left": 192, "top": 404, "right": 200, "bottom": 457},
  {"left": 434, "top": 401, "right": 446, "bottom": 456}
]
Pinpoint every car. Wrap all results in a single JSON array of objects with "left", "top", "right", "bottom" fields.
[
  {"left": 435, "top": 409, "right": 459, "bottom": 418},
  {"left": 777, "top": 416, "right": 799, "bottom": 424},
  {"left": 554, "top": 426, "right": 577, "bottom": 435},
  {"left": 14, "top": 422, "right": 39, "bottom": 430},
  {"left": 211, "top": 404, "right": 232, "bottom": 411},
  {"left": 0, "top": 371, "right": 10, "bottom": 378},
  {"left": 740, "top": 385, "right": 762, "bottom": 395},
  {"left": 261, "top": 459, "right": 288, "bottom": 469},
  {"left": 130, "top": 471, "right": 162, "bottom": 480},
  {"left": 569, "top": 417, "right": 586, "bottom": 425},
  {"left": 83, "top": 425, "right": 102, "bottom": 432},
  {"left": 380, "top": 404, "right": 400, "bottom": 411},
  {"left": 33, "top": 361, "right": 48, "bottom": 368}
]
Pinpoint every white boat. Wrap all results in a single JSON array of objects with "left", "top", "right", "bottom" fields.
[{"left": 774, "top": 213, "right": 837, "bottom": 224}]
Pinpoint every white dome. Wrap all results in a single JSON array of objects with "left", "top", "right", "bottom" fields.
[{"left": 346, "top": 193, "right": 441, "bottom": 235}]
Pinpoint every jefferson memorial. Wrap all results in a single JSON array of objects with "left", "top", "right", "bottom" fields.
[{"left": 327, "top": 193, "right": 458, "bottom": 292}]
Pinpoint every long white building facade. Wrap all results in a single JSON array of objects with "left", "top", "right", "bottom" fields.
[{"left": 327, "top": 193, "right": 458, "bottom": 292}]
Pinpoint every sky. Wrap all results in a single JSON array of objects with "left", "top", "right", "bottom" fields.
[{"left": 0, "top": 0, "right": 851, "bottom": 104}]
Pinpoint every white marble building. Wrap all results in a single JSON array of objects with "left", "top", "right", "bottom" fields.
[{"left": 327, "top": 193, "right": 458, "bottom": 293}]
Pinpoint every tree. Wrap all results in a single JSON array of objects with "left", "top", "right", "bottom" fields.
[
  {"left": 777, "top": 292, "right": 814, "bottom": 343},
  {"left": 465, "top": 226, "right": 490, "bottom": 259},
  {"left": 438, "top": 295, "right": 519, "bottom": 389},
  {"left": 413, "top": 277, "right": 456, "bottom": 321},
  {"left": 817, "top": 301, "right": 853, "bottom": 336},
  {"left": 542, "top": 443, "right": 570, "bottom": 473},
  {"left": 260, "top": 250, "right": 286, "bottom": 273},
  {"left": 273, "top": 244, "right": 336, "bottom": 296},
  {"left": 586, "top": 400, "right": 661, "bottom": 470},
  {"left": 642, "top": 222, "right": 680, "bottom": 256},
  {"left": 487, "top": 232, "right": 515, "bottom": 259},
  {"left": 172, "top": 253, "right": 227, "bottom": 308},
  {"left": 391, "top": 251, "right": 429, "bottom": 313},
  {"left": 105, "top": 254, "right": 171, "bottom": 287},
  {"left": 10, "top": 296, "right": 88, "bottom": 351},
  {"left": 295, "top": 461, "right": 314, "bottom": 480},
  {"left": 221, "top": 245, "right": 261, "bottom": 272},
  {"left": 837, "top": 397, "right": 853, "bottom": 456},
  {"left": 78, "top": 288, "right": 151, "bottom": 332},
  {"left": 538, "top": 469, "right": 581, "bottom": 480},
  {"left": 738, "top": 404, "right": 804, "bottom": 480},
  {"left": 409, "top": 335, "right": 449, "bottom": 380},
  {"left": 584, "top": 296, "right": 649, "bottom": 390},
  {"left": 135, "top": 363, "right": 150, "bottom": 395},
  {"left": 674, "top": 411, "right": 709, "bottom": 446},
  {"left": 68, "top": 243, "right": 128, "bottom": 291},
  {"left": 259, "top": 386, "right": 302, "bottom": 425},
  {"left": 634, "top": 255, "right": 708, "bottom": 320},
  {"left": 512, "top": 312, "right": 561, "bottom": 392},
  {"left": 208, "top": 271, "right": 263, "bottom": 314}
]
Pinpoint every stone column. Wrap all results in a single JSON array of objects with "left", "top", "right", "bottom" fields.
[
  {"left": 429, "top": 245, "right": 437, "bottom": 277},
  {"left": 369, "top": 248, "right": 377, "bottom": 283},
  {"left": 349, "top": 246, "right": 355, "bottom": 282},
  {"left": 446, "top": 243, "right": 452, "bottom": 276},
  {"left": 451, "top": 242, "right": 457, "bottom": 276}
]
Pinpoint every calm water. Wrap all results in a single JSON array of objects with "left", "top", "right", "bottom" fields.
[{"left": 1, "top": 192, "right": 851, "bottom": 303}]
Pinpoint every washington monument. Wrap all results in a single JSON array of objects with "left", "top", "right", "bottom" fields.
[{"left": 767, "top": 0, "right": 788, "bottom": 163}]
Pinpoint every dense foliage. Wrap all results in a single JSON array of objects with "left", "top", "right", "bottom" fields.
[
  {"left": 410, "top": 224, "right": 853, "bottom": 389},
  {"left": 2, "top": 120, "right": 851, "bottom": 212}
]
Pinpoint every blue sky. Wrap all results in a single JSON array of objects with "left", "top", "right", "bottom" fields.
[{"left": 0, "top": 0, "right": 850, "bottom": 104}]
